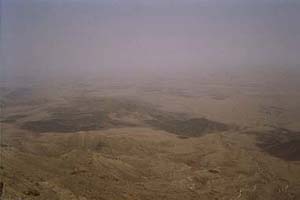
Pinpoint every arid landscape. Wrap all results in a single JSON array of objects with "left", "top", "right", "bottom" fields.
[
  {"left": 1, "top": 69, "right": 300, "bottom": 200},
  {"left": 1, "top": 0, "right": 300, "bottom": 199}
]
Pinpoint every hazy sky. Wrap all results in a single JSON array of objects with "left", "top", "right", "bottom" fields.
[{"left": 1, "top": 0, "right": 300, "bottom": 80}]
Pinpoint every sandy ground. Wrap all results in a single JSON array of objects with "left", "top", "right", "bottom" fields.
[{"left": 1, "top": 71, "right": 300, "bottom": 199}]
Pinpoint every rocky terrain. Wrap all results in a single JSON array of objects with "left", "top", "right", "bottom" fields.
[{"left": 0, "top": 76, "right": 300, "bottom": 200}]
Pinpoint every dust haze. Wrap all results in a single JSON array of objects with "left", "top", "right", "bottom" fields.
[{"left": 1, "top": 0, "right": 300, "bottom": 199}]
